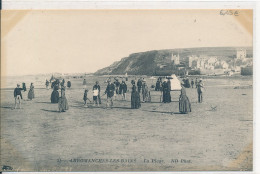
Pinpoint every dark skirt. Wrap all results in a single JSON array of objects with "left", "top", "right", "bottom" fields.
[
  {"left": 67, "top": 81, "right": 71, "bottom": 88},
  {"left": 163, "top": 90, "right": 171, "bottom": 103},
  {"left": 179, "top": 95, "right": 191, "bottom": 113},
  {"left": 131, "top": 91, "right": 141, "bottom": 109},
  {"left": 51, "top": 90, "right": 59, "bottom": 103},
  {"left": 28, "top": 89, "right": 35, "bottom": 100},
  {"left": 58, "top": 96, "right": 69, "bottom": 111}
]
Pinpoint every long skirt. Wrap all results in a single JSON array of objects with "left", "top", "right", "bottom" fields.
[
  {"left": 163, "top": 90, "right": 171, "bottom": 103},
  {"left": 143, "top": 90, "right": 151, "bottom": 102},
  {"left": 58, "top": 97, "right": 69, "bottom": 111},
  {"left": 179, "top": 95, "right": 191, "bottom": 114},
  {"left": 51, "top": 90, "right": 59, "bottom": 103},
  {"left": 28, "top": 89, "right": 35, "bottom": 100},
  {"left": 131, "top": 92, "right": 141, "bottom": 109}
]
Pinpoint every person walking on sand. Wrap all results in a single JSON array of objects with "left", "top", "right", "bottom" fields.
[
  {"left": 179, "top": 82, "right": 191, "bottom": 114},
  {"left": 51, "top": 82, "right": 59, "bottom": 103},
  {"left": 119, "top": 80, "right": 127, "bottom": 100},
  {"left": 93, "top": 81, "right": 101, "bottom": 104},
  {"left": 93, "top": 86, "right": 99, "bottom": 107},
  {"left": 114, "top": 78, "right": 120, "bottom": 100},
  {"left": 83, "top": 89, "right": 89, "bottom": 105},
  {"left": 137, "top": 78, "right": 143, "bottom": 93},
  {"left": 67, "top": 80, "right": 71, "bottom": 88},
  {"left": 28, "top": 83, "right": 35, "bottom": 100},
  {"left": 131, "top": 80, "right": 141, "bottom": 109},
  {"left": 197, "top": 79, "right": 204, "bottom": 103},
  {"left": 162, "top": 78, "right": 171, "bottom": 103},
  {"left": 58, "top": 86, "right": 69, "bottom": 112},
  {"left": 142, "top": 80, "right": 151, "bottom": 102},
  {"left": 22, "top": 82, "right": 27, "bottom": 91},
  {"left": 14, "top": 84, "right": 24, "bottom": 109},
  {"left": 191, "top": 79, "right": 194, "bottom": 88},
  {"left": 195, "top": 78, "right": 198, "bottom": 88},
  {"left": 45, "top": 80, "right": 50, "bottom": 89},
  {"left": 104, "top": 79, "right": 115, "bottom": 109}
]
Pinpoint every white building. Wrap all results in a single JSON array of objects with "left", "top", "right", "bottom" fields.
[
  {"left": 236, "top": 49, "right": 247, "bottom": 59},
  {"left": 171, "top": 53, "right": 180, "bottom": 65}
]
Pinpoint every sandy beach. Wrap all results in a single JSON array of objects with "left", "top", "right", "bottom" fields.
[{"left": 0, "top": 75, "right": 253, "bottom": 171}]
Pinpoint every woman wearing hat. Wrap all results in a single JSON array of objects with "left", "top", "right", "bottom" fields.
[
  {"left": 58, "top": 86, "right": 69, "bottom": 112},
  {"left": 142, "top": 80, "right": 151, "bottom": 102},
  {"left": 131, "top": 80, "right": 141, "bottom": 109},
  {"left": 162, "top": 78, "right": 171, "bottom": 103},
  {"left": 28, "top": 83, "right": 35, "bottom": 100},
  {"left": 179, "top": 82, "right": 191, "bottom": 114}
]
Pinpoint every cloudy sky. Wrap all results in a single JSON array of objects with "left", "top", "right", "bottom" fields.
[{"left": 1, "top": 10, "right": 252, "bottom": 76}]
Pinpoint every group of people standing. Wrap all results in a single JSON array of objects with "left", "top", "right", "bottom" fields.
[
  {"left": 50, "top": 79, "right": 69, "bottom": 112},
  {"left": 13, "top": 75, "right": 204, "bottom": 114},
  {"left": 155, "top": 77, "right": 171, "bottom": 103},
  {"left": 83, "top": 78, "right": 128, "bottom": 108}
]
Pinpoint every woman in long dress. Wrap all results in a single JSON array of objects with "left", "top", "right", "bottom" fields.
[
  {"left": 162, "top": 79, "right": 171, "bottom": 103},
  {"left": 142, "top": 81, "right": 151, "bottom": 102},
  {"left": 51, "top": 83, "right": 59, "bottom": 103},
  {"left": 179, "top": 83, "right": 191, "bottom": 114},
  {"left": 58, "top": 87, "right": 69, "bottom": 112},
  {"left": 28, "top": 83, "right": 35, "bottom": 100},
  {"left": 131, "top": 80, "right": 141, "bottom": 109}
]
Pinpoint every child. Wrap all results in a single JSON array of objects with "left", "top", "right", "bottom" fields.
[
  {"left": 83, "top": 89, "right": 89, "bottom": 105},
  {"left": 93, "top": 87, "right": 99, "bottom": 107}
]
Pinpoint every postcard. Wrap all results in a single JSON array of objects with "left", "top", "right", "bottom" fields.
[{"left": 1, "top": 8, "right": 254, "bottom": 172}]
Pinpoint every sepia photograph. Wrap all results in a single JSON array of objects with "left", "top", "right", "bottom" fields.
[{"left": 0, "top": 8, "right": 254, "bottom": 172}]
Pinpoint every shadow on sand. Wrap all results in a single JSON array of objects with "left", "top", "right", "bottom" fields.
[
  {"left": 112, "top": 106, "right": 132, "bottom": 110},
  {"left": 41, "top": 109, "right": 60, "bottom": 113},
  {"left": 36, "top": 101, "right": 53, "bottom": 104},
  {"left": 0, "top": 106, "right": 13, "bottom": 109},
  {"left": 145, "top": 110, "right": 186, "bottom": 115}
]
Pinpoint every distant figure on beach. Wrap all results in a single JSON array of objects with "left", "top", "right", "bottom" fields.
[
  {"left": 195, "top": 78, "right": 198, "bottom": 88},
  {"left": 114, "top": 78, "right": 120, "bottom": 99},
  {"left": 83, "top": 79, "right": 87, "bottom": 88},
  {"left": 131, "top": 80, "right": 141, "bottom": 109},
  {"left": 179, "top": 82, "right": 191, "bottom": 114},
  {"left": 28, "top": 83, "right": 35, "bottom": 100},
  {"left": 45, "top": 80, "right": 50, "bottom": 89},
  {"left": 197, "top": 79, "right": 204, "bottom": 103},
  {"left": 67, "top": 81, "right": 71, "bottom": 88},
  {"left": 61, "top": 79, "right": 65, "bottom": 87},
  {"left": 137, "top": 78, "right": 143, "bottom": 93},
  {"left": 14, "top": 84, "right": 24, "bottom": 109},
  {"left": 58, "top": 86, "right": 69, "bottom": 112},
  {"left": 162, "top": 79, "right": 171, "bottom": 103},
  {"left": 51, "top": 83, "right": 59, "bottom": 103},
  {"left": 119, "top": 80, "right": 127, "bottom": 100},
  {"left": 142, "top": 80, "right": 151, "bottom": 102},
  {"left": 155, "top": 78, "right": 162, "bottom": 91},
  {"left": 105, "top": 79, "right": 115, "bottom": 108},
  {"left": 93, "top": 81, "right": 101, "bottom": 104},
  {"left": 191, "top": 79, "right": 194, "bottom": 88},
  {"left": 22, "top": 82, "right": 26, "bottom": 91},
  {"left": 83, "top": 89, "right": 89, "bottom": 105}
]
